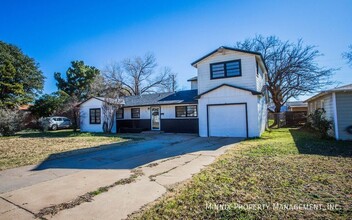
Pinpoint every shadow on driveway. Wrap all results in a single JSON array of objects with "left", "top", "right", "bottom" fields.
[{"left": 33, "top": 134, "right": 242, "bottom": 171}]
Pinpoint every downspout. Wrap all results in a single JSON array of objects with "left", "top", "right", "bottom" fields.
[{"left": 332, "top": 92, "right": 339, "bottom": 140}]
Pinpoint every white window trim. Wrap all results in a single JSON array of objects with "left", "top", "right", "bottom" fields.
[{"left": 332, "top": 92, "right": 339, "bottom": 140}]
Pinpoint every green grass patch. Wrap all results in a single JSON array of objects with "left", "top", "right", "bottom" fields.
[{"left": 132, "top": 128, "right": 352, "bottom": 219}]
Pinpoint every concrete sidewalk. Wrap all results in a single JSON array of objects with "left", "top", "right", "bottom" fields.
[{"left": 0, "top": 134, "right": 241, "bottom": 220}]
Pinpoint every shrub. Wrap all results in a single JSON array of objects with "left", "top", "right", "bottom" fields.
[
  {"left": 38, "top": 117, "right": 50, "bottom": 132},
  {"left": 308, "top": 108, "right": 333, "bottom": 139},
  {"left": 0, "top": 108, "right": 24, "bottom": 136}
]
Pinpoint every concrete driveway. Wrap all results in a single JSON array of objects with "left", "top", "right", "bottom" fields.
[{"left": 0, "top": 133, "right": 241, "bottom": 219}]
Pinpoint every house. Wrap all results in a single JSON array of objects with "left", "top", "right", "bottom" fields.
[
  {"left": 305, "top": 84, "right": 352, "bottom": 140},
  {"left": 286, "top": 101, "right": 308, "bottom": 112},
  {"left": 79, "top": 46, "right": 268, "bottom": 137},
  {"left": 268, "top": 101, "right": 308, "bottom": 113}
]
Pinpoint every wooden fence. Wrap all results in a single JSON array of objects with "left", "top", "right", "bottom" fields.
[{"left": 269, "top": 111, "right": 307, "bottom": 128}]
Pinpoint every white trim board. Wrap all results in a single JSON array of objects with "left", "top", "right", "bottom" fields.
[{"left": 332, "top": 92, "right": 339, "bottom": 140}]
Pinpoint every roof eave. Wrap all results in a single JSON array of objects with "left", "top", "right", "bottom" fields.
[
  {"left": 195, "top": 84, "right": 262, "bottom": 99},
  {"left": 191, "top": 46, "right": 269, "bottom": 73}
]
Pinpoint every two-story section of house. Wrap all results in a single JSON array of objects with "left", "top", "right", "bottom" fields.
[
  {"left": 191, "top": 46, "right": 268, "bottom": 137},
  {"left": 79, "top": 46, "right": 268, "bottom": 138}
]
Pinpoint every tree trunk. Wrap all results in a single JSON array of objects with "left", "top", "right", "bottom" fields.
[
  {"left": 72, "top": 110, "right": 78, "bottom": 132},
  {"left": 271, "top": 103, "right": 282, "bottom": 128}
]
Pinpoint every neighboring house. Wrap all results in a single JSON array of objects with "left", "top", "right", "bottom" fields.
[
  {"left": 286, "top": 101, "right": 308, "bottom": 112},
  {"left": 268, "top": 101, "right": 307, "bottom": 113},
  {"left": 187, "top": 76, "right": 198, "bottom": 90},
  {"left": 79, "top": 46, "right": 268, "bottom": 137},
  {"left": 305, "top": 84, "right": 352, "bottom": 140}
]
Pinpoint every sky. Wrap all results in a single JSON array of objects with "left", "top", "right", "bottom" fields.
[{"left": 1, "top": 0, "right": 351, "bottom": 100}]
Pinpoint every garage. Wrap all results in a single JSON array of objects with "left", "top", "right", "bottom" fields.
[{"left": 207, "top": 104, "right": 248, "bottom": 137}]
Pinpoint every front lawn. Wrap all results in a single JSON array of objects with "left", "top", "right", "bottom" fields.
[
  {"left": 133, "top": 128, "right": 352, "bottom": 219},
  {"left": 0, "top": 130, "right": 139, "bottom": 170}
]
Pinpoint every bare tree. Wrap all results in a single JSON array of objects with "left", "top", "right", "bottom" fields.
[
  {"left": 236, "top": 35, "right": 334, "bottom": 126},
  {"left": 159, "top": 67, "right": 178, "bottom": 92},
  {"left": 89, "top": 73, "right": 125, "bottom": 97},
  {"left": 101, "top": 91, "right": 123, "bottom": 133},
  {"left": 342, "top": 45, "right": 352, "bottom": 66},
  {"left": 103, "top": 53, "right": 168, "bottom": 96}
]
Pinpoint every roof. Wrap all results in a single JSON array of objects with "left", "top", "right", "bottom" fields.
[
  {"left": 196, "top": 84, "right": 261, "bottom": 99},
  {"left": 187, "top": 76, "right": 197, "bottom": 81},
  {"left": 267, "top": 101, "right": 308, "bottom": 112},
  {"left": 191, "top": 46, "right": 269, "bottom": 72},
  {"left": 18, "top": 104, "right": 33, "bottom": 111},
  {"left": 77, "top": 97, "right": 124, "bottom": 106},
  {"left": 123, "top": 89, "right": 198, "bottom": 107},
  {"left": 286, "top": 101, "right": 308, "bottom": 107},
  {"left": 305, "top": 84, "right": 352, "bottom": 102},
  {"left": 78, "top": 90, "right": 198, "bottom": 108}
]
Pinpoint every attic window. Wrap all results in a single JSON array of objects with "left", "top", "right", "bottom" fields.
[{"left": 210, "top": 59, "right": 241, "bottom": 79}]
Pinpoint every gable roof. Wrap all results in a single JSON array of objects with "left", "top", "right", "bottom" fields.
[
  {"left": 79, "top": 90, "right": 198, "bottom": 108},
  {"left": 195, "top": 84, "right": 261, "bottom": 99},
  {"left": 77, "top": 97, "right": 124, "bottom": 106},
  {"left": 123, "top": 89, "right": 198, "bottom": 107},
  {"left": 191, "top": 46, "right": 269, "bottom": 72},
  {"left": 305, "top": 84, "right": 352, "bottom": 102}
]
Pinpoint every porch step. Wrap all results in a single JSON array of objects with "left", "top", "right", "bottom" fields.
[{"left": 141, "top": 131, "right": 165, "bottom": 134}]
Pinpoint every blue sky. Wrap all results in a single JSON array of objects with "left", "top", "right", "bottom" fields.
[{"left": 1, "top": 0, "right": 351, "bottom": 99}]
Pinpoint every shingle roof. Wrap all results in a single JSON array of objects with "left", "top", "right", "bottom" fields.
[
  {"left": 286, "top": 101, "right": 308, "bottom": 107},
  {"left": 305, "top": 84, "right": 352, "bottom": 102},
  {"left": 123, "top": 89, "right": 198, "bottom": 107}
]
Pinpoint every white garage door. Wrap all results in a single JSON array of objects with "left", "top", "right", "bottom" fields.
[{"left": 208, "top": 104, "right": 247, "bottom": 137}]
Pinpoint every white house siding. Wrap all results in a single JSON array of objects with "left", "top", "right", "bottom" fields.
[
  {"left": 307, "top": 94, "right": 335, "bottom": 137},
  {"left": 255, "top": 59, "right": 266, "bottom": 92},
  {"left": 122, "top": 107, "right": 150, "bottom": 120},
  {"left": 196, "top": 50, "right": 257, "bottom": 94},
  {"left": 258, "top": 96, "right": 267, "bottom": 134},
  {"left": 120, "top": 104, "right": 198, "bottom": 120},
  {"left": 80, "top": 98, "right": 117, "bottom": 133},
  {"left": 336, "top": 92, "right": 352, "bottom": 140},
  {"left": 198, "top": 86, "right": 260, "bottom": 137},
  {"left": 160, "top": 104, "right": 197, "bottom": 119}
]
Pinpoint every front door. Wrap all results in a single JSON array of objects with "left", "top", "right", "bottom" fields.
[{"left": 151, "top": 107, "right": 160, "bottom": 130}]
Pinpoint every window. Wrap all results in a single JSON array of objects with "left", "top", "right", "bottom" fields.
[
  {"left": 89, "top": 108, "right": 101, "bottom": 124},
  {"left": 116, "top": 108, "right": 124, "bottom": 119},
  {"left": 210, "top": 60, "right": 241, "bottom": 79},
  {"left": 175, "top": 105, "right": 198, "bottom": 117},
  {"left": 131, "top": 108, "right": 140, "bottom": 118}
]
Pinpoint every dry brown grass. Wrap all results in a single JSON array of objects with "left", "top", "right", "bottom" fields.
[
  {"left": 131, "top": 128, "right": 352, "bottom": 220},
  {"left": 0, "top": 130, "right": 133, "bottom": 170}
]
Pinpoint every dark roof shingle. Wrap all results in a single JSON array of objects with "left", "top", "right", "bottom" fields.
[{"left": 123, "top": 90, "right": 198, "bottom": 107}]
